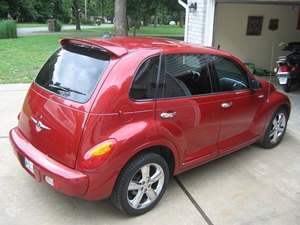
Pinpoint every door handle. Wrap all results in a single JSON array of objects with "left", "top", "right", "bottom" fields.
[
  {"left": 221, "top": 102, "right": 232, "bottom": 109},
  {"left": 258, "top": 94, "right": 265, "bottom": 99},
  {"left": 160, "top": 112, "right": 176, "bottom": 119}
]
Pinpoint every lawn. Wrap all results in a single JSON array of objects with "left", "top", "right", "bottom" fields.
[
  {"left": 17, "top": 23, "right": 48, "bottom": 28},
  {"left": 0, "top": 25, "right": 183, "bottom": 84}
]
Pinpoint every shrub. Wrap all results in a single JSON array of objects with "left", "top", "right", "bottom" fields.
[
  {"left": 81, "top": 18, "right": 94, "bottom": 25},
  {"left": 48, "top": 19, "right": 62, "bottom": 32},
  {"left": 0, "top": 20, "right": 17, "bottom": 39},
  {"left": 54, "top": 20, "right": 62, "bottom": 32}
]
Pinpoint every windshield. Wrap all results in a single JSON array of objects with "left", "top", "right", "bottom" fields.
[{"left": 35, "top": 45, "right": 110, "bottom": 103}]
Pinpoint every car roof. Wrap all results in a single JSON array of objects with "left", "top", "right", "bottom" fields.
[{"left": 60, "top": 37, "right": 232, "bottom": 58}]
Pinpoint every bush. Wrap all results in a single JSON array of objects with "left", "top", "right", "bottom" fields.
[
  {"left": 54, "top": 20, "right": 62, "bottom": 32},
  {"left": 81, "top": 18, "right": 94, "bottom": 25},
  {"left": 0, "top": 20, "right": 17, "bottom": 39},
  {"left": 48, "top": 19, "right": 62, "bottom": 32}
]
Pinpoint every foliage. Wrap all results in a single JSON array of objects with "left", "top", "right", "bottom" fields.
[
  {"left": 54, "top": 19, "right": 62, "bottom": 31},
  {"left": 0, "top": 20, "right": 17, "bottom": 39},
  {"left": 0, "top": 0, "right": 72, "bottom": 23},
  {"left": 126, "top": 0, "right": 184, "bottom": 35},
  {"left": 0, "top": 0, "right": 9, "bottom": 18},
  {"left": 0, "top": 0, "right": 182, "bottom": 26}
]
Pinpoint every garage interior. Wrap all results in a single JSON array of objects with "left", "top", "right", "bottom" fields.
[{"left": 213, "top": 2, "right": 300, "bottom": 71}]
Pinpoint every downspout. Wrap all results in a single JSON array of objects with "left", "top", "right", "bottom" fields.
[{"left": 178, "top": 0, "right": 189, "bottom": 42}]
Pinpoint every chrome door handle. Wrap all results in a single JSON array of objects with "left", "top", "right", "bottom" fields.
[
  {"left": 221, "top": 102, "right": 232, "bottom": 109},
  {"left": 160, "top": 112, "right": 176, "bottom": 119},
  {"left": 258, "top": 94, "right": 265, "bottom": 99}
]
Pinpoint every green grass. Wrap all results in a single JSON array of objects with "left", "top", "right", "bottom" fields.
[
  {"left": 131, "top": 25, "right": 184, "bottom": 36},
  {"left": 17, "top": 23, "right": 47, "bottom": 28},
  {"left": 0, "top": 25, "right": 184, "bottom": 84}
]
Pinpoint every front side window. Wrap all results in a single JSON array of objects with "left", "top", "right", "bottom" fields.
[
  {"left": 129, "top": 56, "right": 159, "bottom": 100},
  {"left": 35, "top": 45, "right": 110, "bottom": 103},
  {"left": 212, "top": 56, "right": 249, "bottom": 92},
  {"left": 158, "top": 54, "right": 212, "bottom": 98}
]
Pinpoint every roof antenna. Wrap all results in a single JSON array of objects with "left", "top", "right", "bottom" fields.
[{"left": 217, "top": 44, "right": 221, "bottom": 50}]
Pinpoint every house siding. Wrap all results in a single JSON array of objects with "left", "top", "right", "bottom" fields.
[{"left": 186, "top": 0, "right": 208, "bottom": 44}]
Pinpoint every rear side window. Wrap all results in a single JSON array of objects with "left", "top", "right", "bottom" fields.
[
  {"left": 211, "top": 56, "right": 249, "bottom": 92},
  {"left": 129, "top": 56, "right": 159, "bottom": 100},
  {"left": 35, "top": 45, "right": 110, "bottom": 103},
  {"left": 158, "top": 54, "right": 212, "bottom": 98}
]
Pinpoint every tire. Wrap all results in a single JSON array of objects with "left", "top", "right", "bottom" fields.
[
  {"left": 283, "top": 83, "right": 291, "bottom": 92},
  {"left": 259, "top": 108, "right": 288, "bottom": 149},
  {"left": 111, "top": 153, "right": 170, "bottom": 216}
]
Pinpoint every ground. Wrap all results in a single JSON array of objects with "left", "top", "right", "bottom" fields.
[{"left": 0, "top": 80, "right": 300, "bottom": 225}]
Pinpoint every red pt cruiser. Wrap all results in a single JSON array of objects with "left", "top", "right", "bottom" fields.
[{"left": 9, "top": 37, "right": 290, "bottom": 216}]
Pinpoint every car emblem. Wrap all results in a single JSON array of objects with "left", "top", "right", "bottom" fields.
[{"left": 31, "top": 117, "right": 51, "bottom": 130}]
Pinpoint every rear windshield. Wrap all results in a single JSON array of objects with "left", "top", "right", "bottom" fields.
[{"left": 35, "top": 45, "right": 110, "bottom": 103}]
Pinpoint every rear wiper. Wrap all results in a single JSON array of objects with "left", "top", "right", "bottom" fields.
[{"left": 48, "top": 84, "right": 86, "bottom": 95}]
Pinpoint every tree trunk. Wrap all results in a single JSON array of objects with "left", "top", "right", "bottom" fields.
[
  {"left": 153, "top": 15, "right": 158, "bottom": 27},
  {"left": 72, "top": 0, "right": 81, "bottom": 30},
  {"left": 114, "top": 0, "right": 128, "bottom": 36},
  {"left": 179, "top": 10, "right": 185, "bottom": 27},
  {"left": 143, "top": 15, "right": 150, "bottom": 27}
]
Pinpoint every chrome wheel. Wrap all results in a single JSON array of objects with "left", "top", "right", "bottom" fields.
[
  {"left": 127, "top": 163, "right": 165, "bottom": 209},
  {"left": 269, "top": 112, "right": 287, "bottom": 144}
]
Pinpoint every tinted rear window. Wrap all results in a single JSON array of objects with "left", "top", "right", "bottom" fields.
[{"left": 35, "top": 45, "right": 110, "bottom": 103}]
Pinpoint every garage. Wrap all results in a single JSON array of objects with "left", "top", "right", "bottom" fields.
[
  {"left": 214, "top": 2, "right": 300, "bottom": 71},
  {"left": 180, "top": 0, "right": 300, "bottom": 71}
]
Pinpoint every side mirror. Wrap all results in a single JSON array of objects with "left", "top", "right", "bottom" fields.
[{"left": 251, "top": 79, "right": 261, "bottom": 90}]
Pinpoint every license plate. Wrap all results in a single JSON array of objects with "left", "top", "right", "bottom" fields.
[
  {"left": 279, "top": 77, "right": 288, "bottom": 84},
  {"left": 24, "top": 157, "right": 34, "bottom": 174}
]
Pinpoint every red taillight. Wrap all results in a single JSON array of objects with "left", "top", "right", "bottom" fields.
[
  {"left": 278, "top": 65, "right": 290, "bottom": 73},
  {"left": 79, "top": 139, "right": 116, "bottom": 170}
]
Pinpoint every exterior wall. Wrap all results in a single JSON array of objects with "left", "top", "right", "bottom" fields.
[
  {"left": 186, "top": 0, "right": 215, "bottom": 45},
  {"left": 186, "top": 0, "right": 207, "bottom": 44},
  {"left": 213, "top": 3, "right": 300, "bottom": 70}
]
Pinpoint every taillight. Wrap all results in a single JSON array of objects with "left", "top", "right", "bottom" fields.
[
  {"left": 79, "top": 139, "right": 116, "bottom": 170},
  {"left": 278, "top": 65, "right": 290, "bottom": 73}
]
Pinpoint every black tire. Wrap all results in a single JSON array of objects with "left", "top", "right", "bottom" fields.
[
  {"left": 259, "top": 108, "right": 288, "bottom": 149},
  {"left": 283, "top": 83, "right": 291, "bottom": 92},
  {"left": 111, "top": 153, "right": 170, "bottom": 216}
]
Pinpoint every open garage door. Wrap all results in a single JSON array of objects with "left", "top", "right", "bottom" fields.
[{"left": 213, "top": 2, "right": 300, "bottom": 71}]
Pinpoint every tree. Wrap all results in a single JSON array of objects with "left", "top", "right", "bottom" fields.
[
  {"left": 114, "top": 0, "right": 127, "bottom": 36},
  {"left": 72, "top": 0, "right": 81, "bottom": 30},
  {"left": 0, "top": 0, "right": 9, "bottom": 18}
]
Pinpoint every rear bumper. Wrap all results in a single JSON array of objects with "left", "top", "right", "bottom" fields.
[
  {"left": 9, "top": 127, "right": 89, "bottom": 198},
  {"left": 276, "top": 72, "right": 298, "bottom": 80}
]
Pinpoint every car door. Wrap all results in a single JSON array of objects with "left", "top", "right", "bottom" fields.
[
  {"left": 155, "top": 54, "right": 222, "bottom": 163},
  {"left": 210, "top": 55, "right": 265, "bottom": 154}
]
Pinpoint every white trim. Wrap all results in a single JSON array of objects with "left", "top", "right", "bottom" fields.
[
  {"left": 204, "top": 0, "right": 216, "bottom": 46},
  {"left": 178, "top": 0, "right": 189, "bottom": 42}
]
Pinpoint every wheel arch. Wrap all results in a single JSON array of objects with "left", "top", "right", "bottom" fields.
[{"left": 114, "top": 140, "right": 181, "bottom": 182}]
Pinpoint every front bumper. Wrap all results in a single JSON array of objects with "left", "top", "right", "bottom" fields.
[{"left": 9, "top": 127, "right": 88, "bottom": 197}]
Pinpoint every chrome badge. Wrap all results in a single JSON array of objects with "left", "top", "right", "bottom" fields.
[{"left": 31, "top": 117, "right": 51, "bottom": 131}]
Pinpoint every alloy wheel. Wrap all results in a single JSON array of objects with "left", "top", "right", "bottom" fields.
[
  {"left": 127, "top": 163, "right": 165, "bottom": 209},
  {"left": 269, "top": 112, "right": 287, "bottom": 144}
]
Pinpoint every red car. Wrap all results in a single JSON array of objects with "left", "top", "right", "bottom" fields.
[{"left": 9, "top": 37, "right": 290, "bottom": 216}]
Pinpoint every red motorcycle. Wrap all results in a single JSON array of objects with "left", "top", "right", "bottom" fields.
[{"left": 276, "top": 42, "right": 300, "bottom": 92}]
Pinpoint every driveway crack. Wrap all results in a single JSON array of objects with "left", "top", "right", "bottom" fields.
[{"left": 174, "top": 176, "right": 214, "bottom": 225}]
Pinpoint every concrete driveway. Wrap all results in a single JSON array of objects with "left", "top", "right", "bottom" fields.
[{"left": 0, "top": 80, "right": 300, "bottom": 225}]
